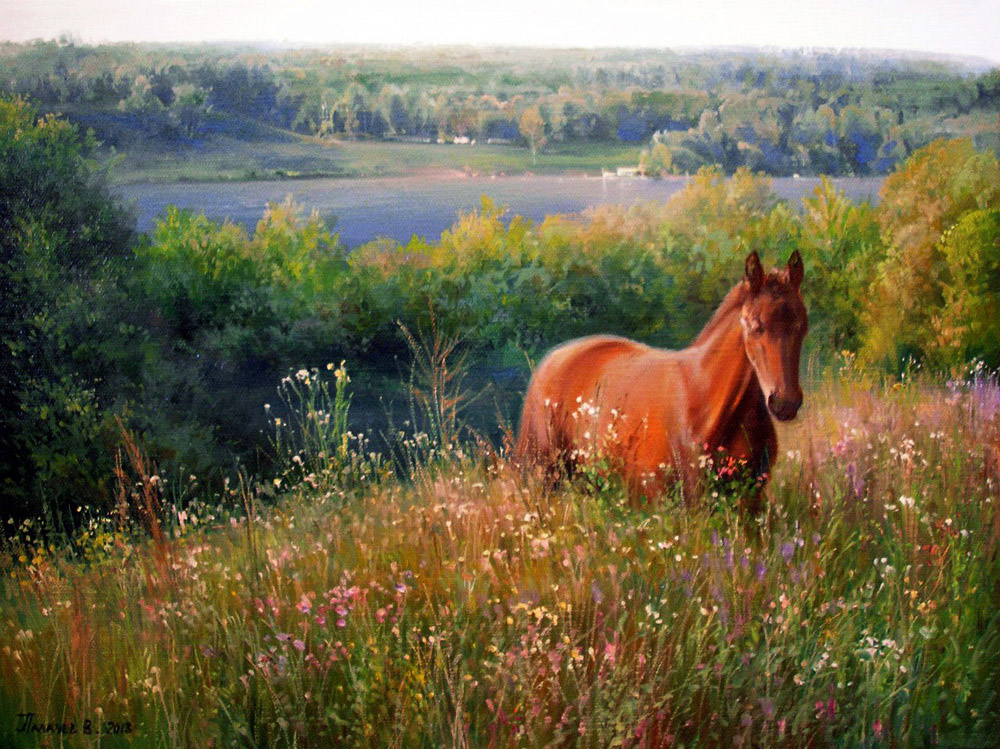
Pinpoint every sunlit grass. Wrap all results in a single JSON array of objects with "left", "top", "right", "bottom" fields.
[{"left": 1, "top": 364, "right": 998, "bottom": 747}]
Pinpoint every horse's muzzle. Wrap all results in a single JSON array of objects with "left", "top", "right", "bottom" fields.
[{"left": 767, "top": 392, "right": 802, "bottom": 421}]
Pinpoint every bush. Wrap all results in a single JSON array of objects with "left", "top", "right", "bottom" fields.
[
  {"left": 0, "top": 96, "right": 137, "bottom": 516},
  {"left": 932, "top": 208, "right": 1000, "bottom": 368},
  {"left": 862, "top": 138, "right": 1000, "bottom": 366}
]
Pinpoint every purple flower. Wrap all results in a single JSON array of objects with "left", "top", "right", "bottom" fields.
[
  {"left": 755, "top": 560, "right": 767, "bottom": 580},
  {"left": 780, "top": 542, "right": 795, "bottom": 562},
  {"left": 759, "top": 698, "right": 775, "bottom": 719},
  {"left": 846, "top": 462, "right": 865, "bottom": 497},
  {"left": 970, "top": 374, "right": 1000, "bottom": 422},
  {"left": 591, "top": 582, "right": 604, "bottom": 604},
  {"left": 293, "top": 639, "right": 306, "bottom": 651}
]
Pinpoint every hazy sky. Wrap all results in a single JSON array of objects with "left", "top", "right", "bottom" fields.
[{"left": 3, "top": 0, "right": 999, "bottom": 62}]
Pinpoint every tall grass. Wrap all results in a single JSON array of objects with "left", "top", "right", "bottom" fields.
[{"left": 1, "top": 363, "right": 998, "bottom": 747}]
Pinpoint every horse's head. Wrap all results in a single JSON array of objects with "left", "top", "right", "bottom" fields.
[{"left": 740, "top": 250, "right": 808, "bottom": 421}]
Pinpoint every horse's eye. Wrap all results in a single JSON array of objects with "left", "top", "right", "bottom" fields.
[{"left": 750, "top": 318, "right": 764, "bottom": 335}]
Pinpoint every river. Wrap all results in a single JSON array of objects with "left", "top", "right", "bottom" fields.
[{"left": 116, "top": 174, "right": 883, "bottom": 248}]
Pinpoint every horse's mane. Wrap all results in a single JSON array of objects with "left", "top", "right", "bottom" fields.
[
  {"left": 692, "top": 272, "right": 788, "bottom": 347},
  {"left": 692, "top": 282, "right": 747, "bottom": 346}
]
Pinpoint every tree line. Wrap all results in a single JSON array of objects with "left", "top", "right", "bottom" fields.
[{"left": 1, "top": 40, "right": 997, "bottom": 175}]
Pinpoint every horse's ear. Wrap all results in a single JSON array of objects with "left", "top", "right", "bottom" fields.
[
  {"left": 745, "top": 251, "right": 764, "bottom": 294},
  {"left": 787, "top": 250, "right": 804, "bottom": 289}
]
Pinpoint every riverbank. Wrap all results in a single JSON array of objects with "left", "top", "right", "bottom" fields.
[{"left": 107, "top": 135, "right": 646, "bottom": 185}]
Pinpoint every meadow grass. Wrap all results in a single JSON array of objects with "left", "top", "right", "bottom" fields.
[
  {"left": 1, "top": 362, "right": 998, "bottom": 747},
  {"left": 110, "top": 136, "right": 644, "bottom": 184}
]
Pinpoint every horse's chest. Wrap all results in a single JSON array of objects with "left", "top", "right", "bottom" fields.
[{"left": 717, "top": 399, "right": 776, "bottom": 465}]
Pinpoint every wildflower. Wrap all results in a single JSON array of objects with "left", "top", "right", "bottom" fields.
[
  {"left": 295, "top": 369, "right": 310, "bottom": 382},
  {"left": 293, "top": 640, "right": 306, "bottom": 651},
  {"left": 759, "top": 698, "right": 775, "bottom": 719},
  {"left": 899, "top": 495, "right": 915, "bottom": 508},
  {"left": 276, "top": 633, "right": 291, "bottom": 642},
  {"left": 603, "top": 642, "right": 617, "bottom": 664},
  {"left": 590, "top": 582, "right": 604, "bottom": 604}
]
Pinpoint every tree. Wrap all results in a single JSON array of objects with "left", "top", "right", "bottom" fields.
[
  {"left": 640, "top": 140, "right": 673, "bottom": 176},
  {"left": 861, "top": 139, "right": 1000, "bottom": 366},
  {"left": 932, "top": 209, "right": 1000, "bottom": 368},
  {"left": 797, "top": 177, "right": 883, "bottom": 350},
  {"left": 519, "top": 106, "right": 547, "bottom": 163},
  {"left": 0, "top": 96, "right": 136, "bottom": 514}
]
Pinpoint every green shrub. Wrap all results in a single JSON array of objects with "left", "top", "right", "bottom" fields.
[
  {"left": 0, "top": 96, "right": 137, "bottom": 516},
  {"left": 862, "top": 138, "right": 1000, "bottom": 366},
  {"left": 932, "top": 208, "right": 1000, "bottom": 368}
]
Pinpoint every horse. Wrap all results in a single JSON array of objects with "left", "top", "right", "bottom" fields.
[{"left": 514, "top": 250, "right": 807, "bottom": 504}]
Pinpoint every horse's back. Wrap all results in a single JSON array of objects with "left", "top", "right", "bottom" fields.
[
  {"left": 515, "top": 335, "right": 654, "bottom": 462},
  {"left": 528, "top": 334, "right": 650, "bottom": 403}
]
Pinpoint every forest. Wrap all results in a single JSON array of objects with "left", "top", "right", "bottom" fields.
[{"left": 1, "top": 40, "right": 998, "bottom": 176}]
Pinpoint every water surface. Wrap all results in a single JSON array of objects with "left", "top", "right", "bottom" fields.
[{"left": 117, "top": 174, "right": 883, "bottom": 248}]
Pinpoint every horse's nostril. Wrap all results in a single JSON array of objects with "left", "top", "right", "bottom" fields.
[{"left": 768, "top": 393, "right": 801, "bottom": 421}]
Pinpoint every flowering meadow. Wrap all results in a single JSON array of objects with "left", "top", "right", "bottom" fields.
[{"left": 1, "top": 360, "right": 998, "bottom": 747}]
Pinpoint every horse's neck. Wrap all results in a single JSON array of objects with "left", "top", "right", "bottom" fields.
[{"left": 686, "top": 305, "right": 759, "bottom": 446}]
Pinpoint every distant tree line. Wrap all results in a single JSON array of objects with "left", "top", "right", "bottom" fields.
[{"left": 1, "top": 40, "right": 997, "bottom": 175}]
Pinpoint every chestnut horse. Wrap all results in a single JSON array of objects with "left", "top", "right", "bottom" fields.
[{"left": 515, "top": 251, "right": 807, "bottom": 501}]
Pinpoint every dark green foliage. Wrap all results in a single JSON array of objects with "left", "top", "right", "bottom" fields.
[{"left": 0, "top": 96, "right": 136, "bottom": 515}]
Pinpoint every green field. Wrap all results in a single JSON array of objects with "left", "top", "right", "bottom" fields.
[{"left": 111, "top": 134, "right": 644, "bottom": 184}]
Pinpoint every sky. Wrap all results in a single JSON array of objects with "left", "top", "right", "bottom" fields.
[{"left": 2, "top": 0, "right": 999, "bottom": 62}]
